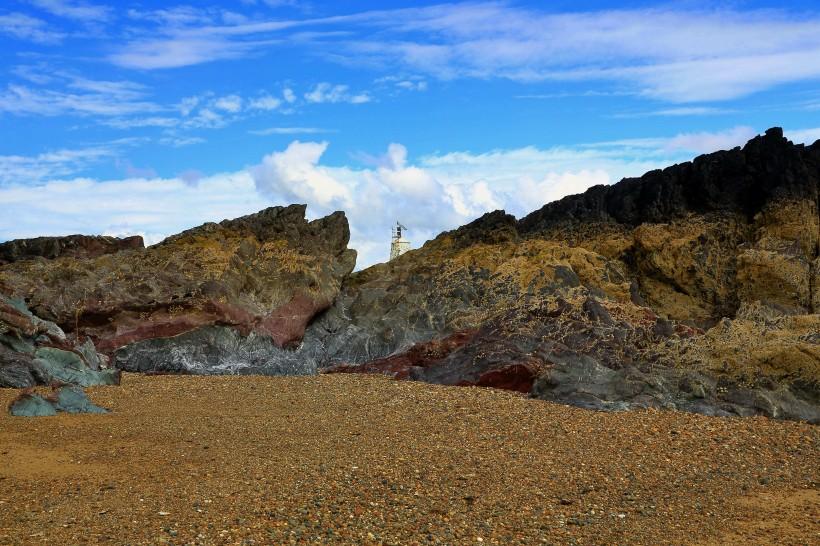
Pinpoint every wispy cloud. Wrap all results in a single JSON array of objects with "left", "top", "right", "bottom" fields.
[
  {"left": 249, "top": 127, "right": 335, "bottom": 135},
  {"left": 587, "top": 126, "right": 758, "bottom": 154},
  {"left": 0, "top": 12, "right": 64, "bottom": 43},
  {"left": 0, "top": 83, "right": 161, "bottom": 116},
  {"left": 106, "top": 3, "right": 820, "bottom": 103},
  {"left": 612, "top": 107, "right": 735, "bottom": 118},
  {"left": 29, "top": 0, "right": 112, "bottom": 22},
  {"left": 0, "top": 145, "right": 115, "bottom": 185},
  {"left": 102, "top": 116, "right": 179, "bottom": 129},
  {"left": 213, "top": 94, "right": 243, "bottom": 113},
  {"left": 304, "top": 82, "right": 370, "bottom": 104},
  {"left": 158, "top": 136, "right": 205, "bottom": 148}
]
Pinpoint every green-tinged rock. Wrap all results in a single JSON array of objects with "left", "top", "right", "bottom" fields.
[
  {"left": 0, "top": 333, "right": 35, "bottom": 354},
  {"left": 8, "top": 393, "right": 57, "bottom": 417},
  {"left": 51, "top": 386, "right": 108, "bottom": 414},
  {"left": 8, "top": 386, "right": 109, "bottom": 416},
  {"left": 33, "top": 347, "right": 120, "bottom": 387}
]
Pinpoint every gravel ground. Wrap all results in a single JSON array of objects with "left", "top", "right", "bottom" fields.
[{"left": 0, "top": 374, "right": 817, "bottom": 545}]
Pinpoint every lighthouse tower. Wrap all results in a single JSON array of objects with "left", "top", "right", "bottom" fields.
[{"left": 390, "top": 222, "right": 411, "bottom": 261}]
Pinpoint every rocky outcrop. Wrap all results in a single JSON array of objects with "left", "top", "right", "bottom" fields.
[
  {"left": 316, "top": 129, "right": 820, "bottom": 422},
  {"left": 1, "top": 129, "right": 817, "bottom": 422},
  {"left": 0, "top": 205, "right": 355, "bottom": 378},
  {"left": 0, "top": 295, "right": 120, "bottom": 388},
  {"left": 0, "top": 234, "right": 143, "bottom": 265}
]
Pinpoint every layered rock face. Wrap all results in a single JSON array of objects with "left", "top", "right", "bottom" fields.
[
  {"left": 1, "top": 129, "right": 817, "bottom": 422},
  {"left": 0, "top": 295, "right": 120, "bottom": 388},
  {"left": 0, "top": 234, "right": 144, "bottom": 266},
  {"left": 0, "top": 205, "right": 356, "bottom": 378},
  {"left": 321, "top": 128, "right": 820, "bottom": 422}
]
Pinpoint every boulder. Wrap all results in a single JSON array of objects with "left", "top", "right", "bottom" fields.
[{"left": 8, "top": 386, "right": 108, "bottom": 417}]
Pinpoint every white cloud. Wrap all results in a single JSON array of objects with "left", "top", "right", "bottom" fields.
[
  {"left": 586, "top": 126, "right": 759, "bottom": 155},
  {"left": 3, "top": 127, "right": 803, "bottom": 268},
  {"left": 662, "top": 126, "right": 758, "bottom": 153},
  {"left": 126, "top": 6, "right": 215, "bottom": 27},
  {"left": 106, "top": 4, "right": 820, "bottom": 102},
  {"left": 786, "top": 127, "right": 820, "bottom": 145},
  {"left": 249, "top": 127, "right": 334, "bottom": 135},
  {"left": 248, "top": 95, "right": 282, "bottom": 110},
  {"left": 304, "top": 83, "right": 371, "bottom": 104},
  {"left": 29, "top": 0, "right": 111, "bottom": 22},
  {"left": 0, "top": 12, "right": 64, "bottom": 43},
  {"left": 158, "top": 136, "right": 206, "bottom": 148},
  {"left": 178, "top": 96, "right": 200, "bottom": 116},
  {"left": 183, "top": 107, "right": 226, "bottom": 129},
  {"left": 0, "top": 73, "right": 160, "bottom": 117},
  {"left": 612, "top": 107, "right": 734, "bottom": 118},
  {"left": 250, "top": 138, "right": 676, "bottom": 266},
  {"left": 0, "top": 172, "right": 262, "bottom": 246},
  {"left": 283, "top": 88, "right": 296, "bottom": 103},
  {"left": 213, "top": 94, "right": 243, "bottom": 113},
  {"left": 109, "top": 36, "right": 266, "bottom": 70},
  {"left": 0, "top": 146, "right": 116, "bottom": 185},
  {"left": 103, "top": 117, "right": 179, "bottom": 129},
  {"left": 376, "top": 75, "right": 428, "bottom": 92},
  {"left": 253, "top": 141, "right": 352, "bottom": 207}
]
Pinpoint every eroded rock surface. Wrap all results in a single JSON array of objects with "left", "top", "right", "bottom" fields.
[
  {"left": 319, "top": 128, "right": 820, "bottom": 422},
  {"left": 0, "top": 295, "right": 120, "bottom": 388},
  {"left": 0, "top": 234, "right": 143, "bottom": 265},
  {"left": 1, "top": 129, "right": 817, "bottom": 422},
  {"left": 1, "top": 205, "right": 355, "bottom": 378}
]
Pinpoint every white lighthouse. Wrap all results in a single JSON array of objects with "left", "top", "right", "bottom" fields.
[{"left": 390, "top": 221, "right": 411, "bottom": 261}]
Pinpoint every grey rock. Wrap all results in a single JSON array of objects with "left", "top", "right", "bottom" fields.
[
  {"left": 114, "top": 325, "right": 318, "bottom": 376},
  {"left": 50, "top": 386, "right": 108, "bottom": 414},
  {"left": 8, "top": 386, "right": 108, "bottom": 416},
  {"left": 33, "top": 347, "right": 120, "bottom": 387},
  {"left": 8, "top": 393, "right": 57, "bottom": 417}
]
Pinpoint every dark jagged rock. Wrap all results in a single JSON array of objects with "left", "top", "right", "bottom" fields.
[
  {"left": 518, "top": 127, "right": 819, "bottom": 231},
  {"left": 0, "top": 205, "right": 356, "bottom": 377},
  {"left": 0, "top": 234, "right": 143, "bottom": 265}
]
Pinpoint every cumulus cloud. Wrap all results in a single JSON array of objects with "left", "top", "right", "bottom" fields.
[
  {"left": 253, "top": 141, "right": 352, "bottom": 208},
  {"left": 249, "top": 138, "right": 678, "bottom": 266},
  {"left": 4, "top": 127, "right": 808, "bottom": 268}
]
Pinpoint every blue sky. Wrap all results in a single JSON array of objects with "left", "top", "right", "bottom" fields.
[{"left": 1, "top": 1, "right": 820, "bottom": 267}]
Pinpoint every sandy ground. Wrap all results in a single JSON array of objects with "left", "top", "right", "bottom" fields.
[{"left": 0, "top": 374, "right": 817, "bottom": 545}]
